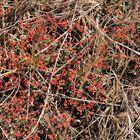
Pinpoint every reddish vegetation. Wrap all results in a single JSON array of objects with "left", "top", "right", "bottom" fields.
[{"left": 0, "top": 0, "right": 140, "bottom": 140}]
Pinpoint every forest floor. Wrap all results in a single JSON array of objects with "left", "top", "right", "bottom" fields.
[{"left": 0, "top": 0, "right": 140, "bottom": 140}]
